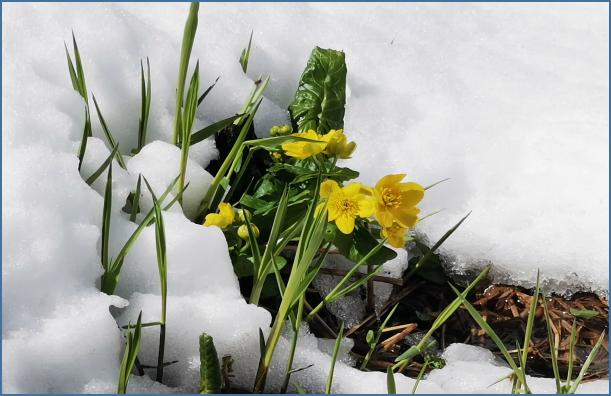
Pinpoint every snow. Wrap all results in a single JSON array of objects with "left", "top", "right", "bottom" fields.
[{"left": 2, "top": 1, "right": 607, "bottom": 394}]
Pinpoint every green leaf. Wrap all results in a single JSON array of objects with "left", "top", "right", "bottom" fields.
[
  {"left": 567, "top": 329, "right": 606, "bottom": 393},
  {"left": 173, "top": 2, "right": 199, "bottom": 145},
  {"left": 243, "top": 135, "right": 325, "bottom": 148},
  {"left": 100, "top": 162, "right": 113, "bottom": 274},
  {"left": 77, "top": 107, "right": 91, "bottom": 171},
  {"left": 325, "top": 322, "right": 344, "bottom": 394},
  {"left": 92, "top": 94, "right": 127, "bottom": 169},
  {"left": 387, "top": 367, "right": 396, "bottom": 394},
  {"left": 117, "top": 311, "right": 143, "bottom": 394},
  {"left": 187, "top": 114, "right": 244, "bottom": 147},
  {"left": 239, "top": 31, "right": 253, "bottom": 73},
  {"left": 130, "top": 175, "right": 142, "bottom": 222},
  {"left": 198, "top": 76, "right": 220, "bottom": 107},
  {"left": 72, "top": 32, "right": 88, "bottom": 103},
  {"left": 570, "top": 308, "right": 600, "bottom": 319},
  {"left": 295, "top": 384, "right": 307, "bottom": 394},
  {"left": 85, "top": 144, "right": 120, "bottom": 186},
  {"left": 199, "top": 334, "right": 222, "bottom": 394},
  {"left": 541, "top": 290, "right": 562, "bottom": 393},
  {"left": 328, "top": 223, "right": 397, "bottom": 267},
  {"left": 138, "top": 57, "right": 152, "bottom": 151},
  {"left": 64, "top": 41, "right": 80, "bottom": 94},
  {"left": 366, "top": 330, "right": 374, "bottom": 345},
  {"left": 289, "top": 47, "right": 347, "bottom": 135}
]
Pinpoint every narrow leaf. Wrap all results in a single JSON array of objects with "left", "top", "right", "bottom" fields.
[{"left": 85, "top": 144, "right": 120, "bottom": 186}]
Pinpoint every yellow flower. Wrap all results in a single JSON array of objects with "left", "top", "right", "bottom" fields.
[
  {"left": 321, "top": 129, "right": 357, "bottom": 159},
  {"left": 238, "top": 224, "right": 260, "bottom": 240},
  {"left": 204, "top": 203, "right": 235, "bottom": 229},
  {"left": 316, "top": 180, "right": 376, "bottom": 234},
  {"left": 369, "top": 174, "right": 424, "bottom": 229},
  {"left": 381, "top": 224, "right": 408, "bottom": 249},
  {"left": 281, "top": 130, "right": 327, "bottom": 160},
  {"left": 237, "top": 208, "right": 252, "bottom": 223}
]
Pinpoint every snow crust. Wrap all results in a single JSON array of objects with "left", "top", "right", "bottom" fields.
[{"left": 2, "top": 2, "right": 608, "bottom": 394}]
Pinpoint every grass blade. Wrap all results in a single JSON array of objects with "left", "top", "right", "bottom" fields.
[
  {"left": 178, "top": 60, "right": 200, "bottom": 197},
  {"left": 85, "top": 143, "right": 119, "bottom": 186},
  {"left": 137, "top": 57, "right": 152, "bottom": 151},
  {"left": 77, "top": 107, "right": 92, "bottom": 171},
  {"left": 198, "top": 76, "right": 220, "bottom": 107},
  {"left": 448, "top": 283, "right": 528, "bottom": 388},
  {"left": 173, "top": 2, "right": 199, "bottom": 145},
  {"left": 325, "top": 322, "right": 344, "bottom": 394},
  {"left": 295, "top": 384, "right": 307, "bottom": 394},
  {"left": 101, "top": 162, "right": 113, "bottom": 274},
  {"left": 152, "top": 194, "right": 168, "bottom": 383},
  {"left": 519, "top": 270, "right": 540, "bottom": 386},
  {"left": 541, "top": 290, "right": 562, "bottom": 393},
  {"left": 239, "top": 31, "right": 253, "bottom": 73},
  {"left": 403, "top": 211, "right": 471, "bottom": 283},
  {"left": 64, "top": 42, "right": 80, "bottom": 93},
  {"left": 187, "top": 114, "right": 244, "bottom": 147},
  {"left": 92, "top": 94, "right": 127, "bottom": 169},
  {"left": 567, "top": 329, "right": 606, "bottom": 394},
  {"left": 361, "top": 303, "right": 399, "bottom": 370},
  {"left": 387, "top": 367, "right": 397, "bottom": 394},
  {"left": 72, "top": 31, "right": 88, "bottom": 104},
  {"left": 130, "top": 175, "right": 142, "bottom": 222},
  {"left": 117, "top": 310, "right": 143, "bottom": 394}
]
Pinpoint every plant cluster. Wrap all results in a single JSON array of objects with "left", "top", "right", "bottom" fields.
[{"left": 62, "top": 2, "right": 605, "bottom": 394}]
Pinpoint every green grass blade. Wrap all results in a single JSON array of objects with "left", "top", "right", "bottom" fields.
[
  {"left": 424, "top": 178, "right": 450, "bottom": 190},
  {"left": 137, "top": 57, "right": 152, "bottom": 151},
  {"left": 448, "top": 283, "right": 527, "bottom": 386},
  {"left": 411, "top": 363, "right": 428, "bottom": 394},
  {"left": 541, "top": 290, "right": 562, "bottom": 393},
  {"left": 101, "top": 162, "right": 113, "bottom": 274},
  {"left": 239, "top": 31, "right": 253, "bottom": 73},
  {"left": 64, "top": 42, "right": 80, "bottom": 93},
  {"left": 187, "top": 114, "right": 244, "bottom": 147},
  {"left": 361, "top": 303, "right": 399, "bottom": 370},
  {"left": 173, "top": 2, "right": 199, "bottom": 145},
  {"left": 177, "top": 60, "right": 200, "bottom": 199},
  {"left": 92, "top": 94, "right": 127, "bottom": 169},
  {"left": 130, "top": 175, "right": 142, "bottom": 222},
  {"left": 72, "top": 32, "right": 88, "bottom": 103},
  {"left": 198, "top": 76, "right": 220, "bottom": 107},
  {"left": 403, "top": 211, "right": 471, "bottom": 283},
  {"left": 290, "top": 242, "right": 333, "bottom": 307},
  {"left": 567, "top": 329, "right": 606, "bottom": 394},
  {"left": 243, "top": 213, "right": 262, "bottom": 273},
  {"left": 387, "top": 367, "right": 397, "bottom": 394},
  {"left": 85, "top": 143, "right": 120, "bottom": 186},
  {"left": 152, "top": 194, "right": 168, "bottom": 383},
  {"left": 199, "top": 334, "right": 222, "bottom": 394},
  {"left": 566, "top": 319, "right": 578, "bottom": 386},
  {"left": 77, "top": 107, "right": 91, "bottom": 171},
  {"left": 295, "top": 384, "right": 307, "bottom": 394},
  {"left": 520, "top": 270, "right": 540, "bottom": 381},
  {"left": 259, "top": 187, "right": 290, "bottom": 277},
  {"left": 117, "top": 310, "right": 143, "bottom": 394},
  {"left": 163, "top": 182, "right": 190, "bottom": 211},
  {"left": 325, "top": 322, "right": 344, "bottom": 394}
]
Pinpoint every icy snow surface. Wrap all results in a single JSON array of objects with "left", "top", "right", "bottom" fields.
[{"left": 2, "top": 2, "right": 608, "bottom": 394}]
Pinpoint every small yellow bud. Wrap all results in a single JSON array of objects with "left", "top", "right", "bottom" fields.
[
  {"left": 238, "top": 224, "right": 260, "bottom": 240},
  {"left": 272, "top": 152, "right": 283, "bottom": 161},
  {"left": 237, "top": 208, "right": 252, "bottom": 223},
  {"left": 270, "top": 126, "right": 281, "bottom": 137}
]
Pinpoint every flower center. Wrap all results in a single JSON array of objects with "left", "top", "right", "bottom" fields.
[
  {"left": 381, "top": 187, "right": 402, "bottom": 209},
  {"left": 332, "top": 196, "right": 360, "bottom": 216}
]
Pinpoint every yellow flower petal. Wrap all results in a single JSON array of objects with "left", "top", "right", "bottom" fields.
[
  {"left": 204, "top": 213, "right": 229, "bottom": 229},
  {"left": 388, "top": 235, "right": 406, "bottom": 249},
  {"left": 360, "top": 185, "right": 374, "bottom": 196},
  {"left": 399, "top": 183, "right": 425, "bottom": 207},
  {"left": 315, "top": 202, "right": 327, "bottom": 218},
  {"left": 388, "top": 207, "right": 420, "bottom": 229},
  {"left": 218, "top": 203, "right": 235, "bottom": 224},
  {"left": 375, "top": 174, "right": 406, "bottom": 191},
  {"left": 356, "top": 197, "right": 376, "bottom": 218},
  {"left": 342, "top": 182, "right": 362, "bottom": 198},
  {"left": 375, "top": 206, "right": 394, "bottom": 228},
  {"left": 335, "top": 214, "right": 356, "bottom": 234},
  {"left": 320, "top": 180, "right": 339, "bottom": 199}
]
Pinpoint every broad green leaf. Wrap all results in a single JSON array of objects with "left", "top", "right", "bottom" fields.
[
  {"left": 199, "top": 334, "right": 222, "bottom": 394},
  {"left": 289, "top": 47, "right": 347, "bottom": 135}
]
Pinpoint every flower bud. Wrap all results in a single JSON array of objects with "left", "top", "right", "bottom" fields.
[
  {"left": 270, "top": 125, "right": 281, "bottom": 137},
  {"left": 279, "top": 124, "right": 293, "bottom": 136},
  {"left": 237, "top": 208, "right": 252, "bottom": 223},
  {"left": 238, "top": 224, "right": 260, "bottom": 240}
]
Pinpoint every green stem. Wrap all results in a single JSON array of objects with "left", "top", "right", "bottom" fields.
[
  {"left": 156, "top": 323, "right": 166, "bottom": 383},
  {"left": 280, "top": 324, "right": 300, "bottom": 393}
]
